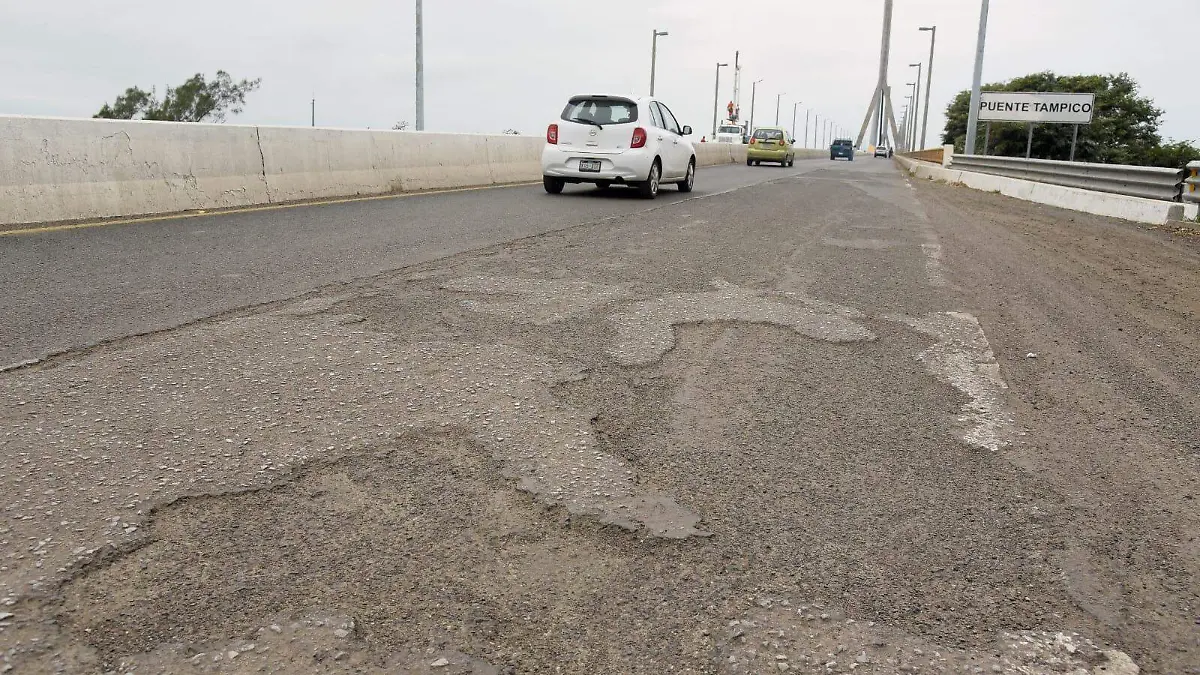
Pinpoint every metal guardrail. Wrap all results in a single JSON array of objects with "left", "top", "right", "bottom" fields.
[
  {"left": 948, "top": 155, "right": 1186, "bottom": 202},
  {"left": 1186, "top": 161, "right": 1200, "bottom": 204}
]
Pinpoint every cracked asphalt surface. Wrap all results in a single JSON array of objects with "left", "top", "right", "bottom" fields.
[{"left": 1, "top": 158, "right": 1197, "bottom": 674}]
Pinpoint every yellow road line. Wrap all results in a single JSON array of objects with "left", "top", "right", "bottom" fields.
[{"left": 0, "top": 181, "right": 542, "bottom": 237}]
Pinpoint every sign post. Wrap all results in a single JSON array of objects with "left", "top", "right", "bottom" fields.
[{"left": 976, "top": 91, "right": 1095, "bottom": 161}]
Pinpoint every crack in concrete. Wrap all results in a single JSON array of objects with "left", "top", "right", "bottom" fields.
[{"left": 254, "top": 126, "right": 272, "bottom": 204}]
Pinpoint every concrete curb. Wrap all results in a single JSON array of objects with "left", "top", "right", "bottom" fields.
[{"left": 894, "top": 155, "right": 1194, "bottom": 226}]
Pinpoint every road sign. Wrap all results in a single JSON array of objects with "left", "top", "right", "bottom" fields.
[{"left": 978, "top": 92, "right": 1095, "bottom": 124}]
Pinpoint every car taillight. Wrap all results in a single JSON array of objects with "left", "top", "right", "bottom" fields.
[
  {"left": 750, "top": 138, "right": 757, "bottom": 145},
  {"left": 631, "top": 127, "right": 647, "bottom": 149},
  {"left": 546, "top": 124, "right": 558, "bottom": 145}
]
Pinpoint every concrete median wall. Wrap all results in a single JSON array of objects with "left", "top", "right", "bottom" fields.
[
  {"left": 0, "top": 116, "right": 271, "bottom": 226},
  {"left": 0, "top": 116, "right": 750, "bottom": 226},
  {"left": 256, "top": 127, "right": 540, "bottom": 202}
]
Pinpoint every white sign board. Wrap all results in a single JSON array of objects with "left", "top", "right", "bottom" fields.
[{"left": 978, "top": 92, "right": 1096, "bottom": 124}]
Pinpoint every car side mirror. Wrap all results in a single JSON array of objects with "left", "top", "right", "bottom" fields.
[
  {"left": 681, "top": 125, "right": 692, "bottom": 136},
  {"left": 790, "top": 139, "right": 796, "bottom": 144}
]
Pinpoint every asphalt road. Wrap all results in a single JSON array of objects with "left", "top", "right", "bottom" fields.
[
  {"left": 1, "top": 161, "right": 826, "bottom": 367},
  {"left": 1, "top": 157, "right": 1197, "bottom": 674}
]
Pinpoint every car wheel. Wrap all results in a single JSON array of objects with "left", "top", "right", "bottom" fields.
[
  {"left": 543, "top": 176, "right": 565, "bottom": 194},
  {"left": 638, "top": 161, "right": 661, "bottom": 199},
  {"left": 789, "top": 156, "right": 795, "bottom": 167},
  {"left": 746, "top": 157, "right": 753, "bottom": 166},
  {"left": 677, "top": 158, "right": 695, "bottom": 193}
]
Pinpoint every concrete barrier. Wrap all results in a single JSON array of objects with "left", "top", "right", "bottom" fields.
[
  {"left": 257, "top": 127, "right": 539, "bottom": 201},
  {"left": 904, "top": 147, "right": 946, "bottom": 164},
  {"left": 0, "top": 115, "right": 270, "bottom": 225},
  {"left": 695, "top": 142, "right": 738, "bottom": 166},
  {"left": 0, "top": 116, "right": 754, "bottom": 226},
  {"left": 895, "top": 154, "right": 1194, "bottom": 225}
]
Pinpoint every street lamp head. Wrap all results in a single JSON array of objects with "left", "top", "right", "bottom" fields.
[
  {"left": 656, "top": 30, "right": 669, "bottom": 36},
  {"left": 909, "top": 62, "right": 921, "bottom": 67},
  {"left": 919, "top": 25, "right": 935, "bottom": 31},
  {"left": 717, "top": 63, "right": 728, "bottom": 67}
]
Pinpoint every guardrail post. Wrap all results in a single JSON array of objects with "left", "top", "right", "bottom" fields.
[{"left": 1186, "top": 161, "right": 1200, "bottom": 204}]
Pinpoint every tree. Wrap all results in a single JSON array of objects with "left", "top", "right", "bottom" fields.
[
  {"left": 95, "top": 71, "right": 261, "bottom": 123},
  {"left": 392, "top": 120, "right": 409, "bottom": 130},
  {"left": 502, "top": 128, "right": 520, "bottom": 135},
  {"left": 942, "top": 71, "right": 1198, "bottom": 168}
]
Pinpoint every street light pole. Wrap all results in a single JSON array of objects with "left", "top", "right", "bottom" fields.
[
  {"left": 415, "top": 0, "right": 424, "bottom": 131},
  {"left": 649, "top": 30, "right": 669, "bottom": 95},
  {"left": 905, "top": 82, "right": 916, "bottom": 151},
  {"left": 749, "top": 79, "right": 762, "bottom": 139},
  {"left": 712, "top": 62, "right": 728, "bottom": 138},
  {"left": 804, "top": 109, "right": 810, "bottom": 147},
  {"left": 909, "top": 62, "right": 922, "bottom": 150},
  {"left": 919, "top": 26, "right": 937, "bottom": 151},
  {"left": 792, "top": 102, "right": 800, "bottom": 140},
  {"left": 775, "top": 92, "right": 785, "bottom": 125},
  {"left": 965, "top": 1, "right": 989, "bottom": 154}
]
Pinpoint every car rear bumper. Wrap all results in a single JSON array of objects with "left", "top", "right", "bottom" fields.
[
  {"left": 747, "top": 147, "right": 789, "bottom": 160},
  {"left": 541, "top": 145, "right": 653, "bottom": 182}
]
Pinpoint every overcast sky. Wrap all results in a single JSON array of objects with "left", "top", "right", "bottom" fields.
[{"left": 1, "top": 0, "right": 1196, "bottom": 147}]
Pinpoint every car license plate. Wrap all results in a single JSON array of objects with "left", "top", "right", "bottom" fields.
[{"left": 579, "top": 159, "right": 601, "bottom": 172}]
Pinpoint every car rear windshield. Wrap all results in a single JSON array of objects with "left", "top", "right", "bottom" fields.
[
  {"left": 834, "top": 139, "right": 853, "bottom": 147},
  {"left": 560, "top": 99, "right": 638, "bottom": 125},
  {"left": 753, "top": 129, "right": 784, "bottom": 140},
  {"left": 718, "top": 126, "right": 742, "bottom": 134}
]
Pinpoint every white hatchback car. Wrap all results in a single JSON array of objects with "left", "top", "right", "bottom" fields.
[{"left": 542, "top": 94, "right": 696, "bottom": 199}]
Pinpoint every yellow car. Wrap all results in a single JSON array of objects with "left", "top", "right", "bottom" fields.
[{"left": 747, "top": 126, "right": 796, "bottom": 167}]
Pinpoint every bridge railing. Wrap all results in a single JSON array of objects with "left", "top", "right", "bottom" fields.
[
  {"left": 902, "top": 147, "right": 946, "bottom": 164},
  {"left": 947, "top": 155, "right": 1186, "bottom": 202}
]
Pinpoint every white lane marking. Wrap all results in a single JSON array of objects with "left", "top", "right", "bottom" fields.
[
  {"left": 922, "top": 240, "right": 947, "bottom": 287},
  {"left": 889, "top": 311, "right": 1014, "bottom": 451}
]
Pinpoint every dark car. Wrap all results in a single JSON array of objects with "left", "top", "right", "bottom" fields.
[{"left": 830, "top": 138, "right": 855, "bottom": 161}]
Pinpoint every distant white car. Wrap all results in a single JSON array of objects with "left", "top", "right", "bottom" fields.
[
  {"left": 542, "top": 94, "right": 696, "bottom": 199},
  {"left": 873, "top": 145, "right": 893, "bottom": 158}
]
